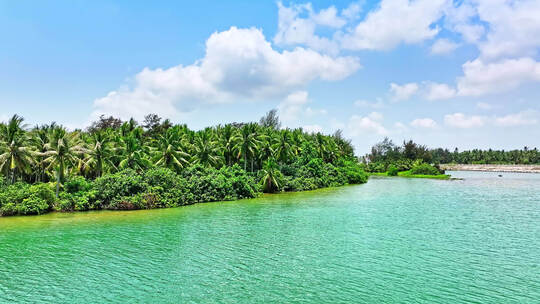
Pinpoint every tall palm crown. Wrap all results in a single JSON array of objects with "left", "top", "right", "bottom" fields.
[
  {"left": 192, "top": 128, "right": 221, "bottom": 168},
  {"left": 218, "top": 124, "right": 240, "bottom": 166},
  {"left": 0, "top": 115, "right": 34, "bottom": 184},
  {"left": 43, "top": 127, "right": 87, "bottom": 196},
  {"left": 237, "top": 123, "right": 261, "bottom": 172},
  {"left": 152, "top": 126, "right": 190, "bottom": 172},
  {"left": 117, "top": 131, "right": 150, "bottom": 171},
  {"left": 82, "top": 130, "right": 115, "bottom": 178}
]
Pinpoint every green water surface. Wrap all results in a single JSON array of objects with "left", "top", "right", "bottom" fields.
[{"left": 1, "top": 171, "right": 539, "bottom": 303}]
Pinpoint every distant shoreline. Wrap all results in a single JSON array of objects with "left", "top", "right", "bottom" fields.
[{"left": 441, "top": 164, "right": 540, "bottom": 174}]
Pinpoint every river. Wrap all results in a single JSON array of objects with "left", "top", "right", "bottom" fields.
[{"left": 0, "top": 171, "right": 538, "bottom": 303}]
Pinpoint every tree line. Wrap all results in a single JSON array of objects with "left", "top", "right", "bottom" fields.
[
  {"left": 0, "top": 110, "right": 367, "bottom": 216},
  {"left": 363, "top": 137, "right": 539, "bottom": 173}
]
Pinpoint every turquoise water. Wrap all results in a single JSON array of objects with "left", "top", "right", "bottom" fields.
[{"left": 0, "top": 171, "right": 539, "bottom": 303}]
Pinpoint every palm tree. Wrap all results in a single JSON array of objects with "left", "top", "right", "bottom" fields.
[
  {"left": 237, "top": 123, "right": 260, "bottom": 172},
  {"left": 0, "top": 115, "right": 34, "bottom": 184},
  {"left": 192, "top": 128, "right": 221, "bottom": 167},
  {"left": 152, "top": 126, "right": 190, "bottom": 172},
  {"left": 259, "top": 158, "right": 281, "bottom": 193},
  {"left": 117, "top": 133, "right": 150, "bottom": 172},
  {"left": 29, "top": 125, "right": 53, "bottom": 182},
  {"left": 274, "top": 129, "right": 292, "bottom": 165},
  {"left": 82, "top": 130, "right": 115, "bottom": 178},
  {"left": 43, "top": 127, "right": 87, "bottom": 197},
  {"left": 218, "top": 124, "right": 240, "bottom": 166}
]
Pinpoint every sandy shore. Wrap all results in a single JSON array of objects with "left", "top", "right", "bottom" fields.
[{"left": 441, "top": 164, "right": 540, "bottom": 173}]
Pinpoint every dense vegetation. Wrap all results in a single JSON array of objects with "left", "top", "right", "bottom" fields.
[
  {"left": 363, "top": 137, "right": 539, "bottom": 177},
  {"left": 0, "top": 111, "right": 367, "bottom": 216},
  {"left": 430, "top": 147, "right": 540, "bottom": 165},
  {"left": 362, "top": 138, "right": 446, "bottom": 177}
]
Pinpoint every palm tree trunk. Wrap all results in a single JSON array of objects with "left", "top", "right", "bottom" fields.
[
  {"left": 244, "top": 154, "right": 247, "bottom": 171},
  {"left": 56, "top": 170, "right": 60, "bottom": 198}
]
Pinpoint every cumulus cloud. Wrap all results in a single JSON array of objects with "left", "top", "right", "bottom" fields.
[
  {"left": 476, "top": 102, "right": 494, "bottom": 110},
  {"left": 348, "top": 112, "right": 388, "bottom": 136},
  {"left": 340, "top": 0, "right": 446, "bottom": 50},
  {"left": 410, "top": 118, "right": 437, "bottom": 129},
  {"left": 444, "top": 111, "right": 539, "bottom": 129},
  {"left": 474, "top": 0, "right": 540, "bottom": 60},
  {"left": 274, "top": 2, "right": 346, "bottom": 54},
  {"left": 93, "top": 27, "right": 360, "bottom": 120},
  {"left": 430, "top": 38, "right": 459, "bottom": 55},
  {"left": 277, "top": 90, "right": 310, "bottom": 124},
  {"left": 390, "top": 82, "right": 419, "bottom": 101},
  {"left": 457, "top": 58, "right": 540, "bottom": 97},
  {"left": 494, "top": 110, "right": 538, "bottom": 127},
  {"left": 444, "top": 113, "right": 486, "bottom": 128},
  {"left": 354, "top": 99, "right": 385, "bottom": 109},
  {"left": 424, "top": 82, "right": 456, "bottom": 100}
]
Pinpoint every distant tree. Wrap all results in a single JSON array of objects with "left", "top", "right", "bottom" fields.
[
  {"left": 259, "top": 109, "right": 281, "bottom": 130},
  {"left": 87, "top": 115, "right": 123, "bottom": 133}
]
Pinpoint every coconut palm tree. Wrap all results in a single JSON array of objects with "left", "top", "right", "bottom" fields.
[
  {"left": 237, "top": 123, "right": 260, "bottom": 172},
  {"left": 218, "top": 124, "right": 240, "bottom": 166},
  {"left": 192, "top": 128, "right": 221, "bottom": 168},
  {"left": 0, "top": 115, "right": 34, "bottom": 184},
  {"left": 117, "top": 133, "right": 150, "bottom": 172},
  {"left": 152, "top": 126, "right": 190, "bottom": 172},
  {"left": 43, "top": 127, "right": 87, "bottom": 197},
  {"left": 274, "top": 129, "right": 292, "bottom": 165},
  {"left": 259, "top": 158, "right": 281, "bottom": 193},
  {"left": 82, "top": 130, "right": 115, "bottom": 178}
]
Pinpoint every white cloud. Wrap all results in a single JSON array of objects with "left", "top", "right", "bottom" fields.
[
  {"left": 476, "top": 102, "right": 493, "bottom": 110},
  {"left": 341, "top": 2, "right": 363, "bottom": 20},
  {"left": 494, "top": 110, "right": 538, "bottom": 127},
  {"left": 410, "top": 118, "right": 437, "bottom": 128},
  {"left": 354, "top": 99, "right": 384, "bottom": 109},
  {"left": 394, "top": 122, "right": 409, "bottom": 133},
  {"left": 430, "top": 38, "right": 459, "bottom": 55},
  {"left": 444, "top": 113, "right": 486, "bottom": 128},
  {"left": 474, "top": 0, "right": 540, "bottom": 60},
  {"left": 348, "top": 112, "right": 388, "bottom": 135},
  {"left": 457, "top": 57, "right": 540, "bottom": 97},
  {"left": 390, "top": 82, "right": 418, "bottom": 101},
  {"left": 424, "top": 82, "right": 456, "bottom": 100},
  {"left": 444, "top": 111, "right": 538, "bottom": 129},
  {"left": 443, "top": 1, "right": 485, "bottom": 44},
  {"left": 274, "top": 2, "right": 345, "bottom": 54},
  {"left": 303, "top": 124, "right": 324, "bottom": 134},
  {"left": 94, "top": 27, "right": 360, "bottom": 120},
  {"left": 278, "top": 90, "right": 310, "bottom": 124},
  {"left": 341, "top": 0, "right": 446, "bottom": 50}
]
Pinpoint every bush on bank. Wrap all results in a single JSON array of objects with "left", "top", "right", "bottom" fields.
[{"left": 0, "top": 161, "right": 368, "bottom": 216}]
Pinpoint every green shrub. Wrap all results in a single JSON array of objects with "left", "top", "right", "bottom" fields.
[
  {"left": 64, "top": 176, "right": 93, "bottom": 194},
  {"left": 0, "top": 183, "right": 55, "bottom": 216},
  {"left": 93, "top": 169, "right": 146, "bottom": 208},
  {"left": 340, "top": 161, "right": 368, "bottom": 184},
  {"left": 17, "top": 195, "right": 49, "bottom": 215},
  {"left": 387, "top": 165, "right": 399, "bottom": 176},
  {"left": 410, "top": 163, "right": 440, "bottom": 175}
]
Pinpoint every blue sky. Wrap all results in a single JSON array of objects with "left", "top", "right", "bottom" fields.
[{"left": 1, "top": 0, "right": 539, "bottom": 154}]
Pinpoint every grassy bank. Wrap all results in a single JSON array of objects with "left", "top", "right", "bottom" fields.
[{"left": 370, "top": 170, "right": 451, "bottom": 180}]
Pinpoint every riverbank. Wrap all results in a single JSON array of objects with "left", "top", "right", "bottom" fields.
[
  {"left": 441, "top": 164, "right": 540, "bottom": 173},
  {"left": 369, "top": 171, "right": 451, "bottom": 180}
]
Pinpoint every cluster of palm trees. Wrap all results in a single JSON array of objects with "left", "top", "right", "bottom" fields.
[{"left": 0, "top": 114, "right": 355, "bottom": 194}]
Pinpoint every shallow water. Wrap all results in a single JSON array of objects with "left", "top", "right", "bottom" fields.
[{"left": 1, "top": 171, "right": 539, "bottom": 303}]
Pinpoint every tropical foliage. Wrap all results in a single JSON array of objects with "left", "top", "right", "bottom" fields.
[{"left": 0, "top": 111, "right": 367, "bottom": 216}]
